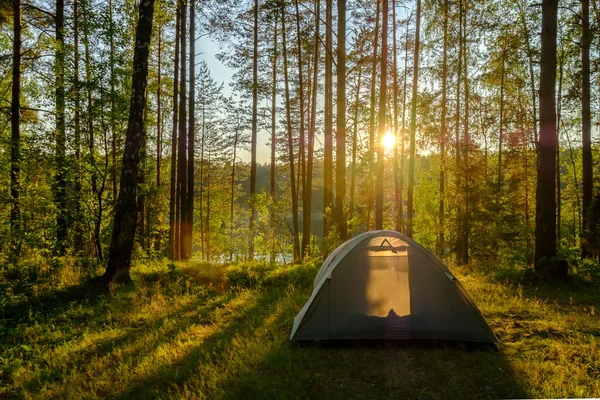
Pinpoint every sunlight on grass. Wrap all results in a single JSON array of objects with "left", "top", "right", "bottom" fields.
[{"left": 1, "top": 260, "right": 599, "bottom": 399}]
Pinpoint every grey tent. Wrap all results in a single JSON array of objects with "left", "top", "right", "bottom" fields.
[{"left": 290, "top": 230, "right": 498, "bottom": 344}]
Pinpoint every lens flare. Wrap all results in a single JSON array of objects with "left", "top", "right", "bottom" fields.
[{"left": 382, "top": 132, "right": 396, "bottom": 150}]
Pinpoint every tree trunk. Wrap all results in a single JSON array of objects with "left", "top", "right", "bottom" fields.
[
  {"left": 406, "top": 0, "right": 420, "bottom": 238},
  {"left": 270, "top": 14, "right": 278, "bottom": 263},
  {"left": 535, "top": 0, "right": 558, "bottom": 272},
  {"left": 557, "top": 47, "right": 564, "bottom": 245},
  {"left": 55, "top": 0, "right": 67, "bottom": 255},
  {"left": 436, "top": 0, "right": 448, "bottom": 256},
  {"left": 231, "top": 128, "right": 238, "bottom": 261},
  {"left": 461, "top": 3, "right": 470, "bottom": 264},
  {"left": 581, "top": 0, "right": 592, "bottom": 258},
  {"left": 281, "top": 3, "right": 300, "bottom": 260},
  {"left": 157, "top": 25, "right": 161, "bottom": 188},
  {"left": 323, "top": 0, "right": 333, "bottom": 255},
  {"left": 349, "top": 45, "right": 363, "bottom": 226},
  {"left": 454, "top": 0, "right": 463, "bottom": 260},
  {"left": 73, "top": 0, "right": 83, "bottom": 252},
  {"left": 10, "top": 0, "right": 21, "bottom": 258},
  {"left": 367, "top": 0, "right": 381, "bottom": 230},
  {"left": 392, "top": 0, "right": 400, "bottom": 233},
  {"left": 186, "top": 0, "right": 195, "bottom": 259},
  {"left": 399, "top": 10, "right": 411, "bottom": 234},
  {"left": 103, "top": 0, "right": 155, "bottom": 283},
  {"left": 335, "top": 0, "right": 347, "bottom": 241},
  {"left": 249, "top": 0, "right": 259, "bottom": 259},
  {"left": 109, "top": 0, "right": 118, "bottom": 204},
  {"left": 302, "top": 0, "right": 320, "bottom": 255},
  {"left": 375, "top": 0, "right": 388, "bottom": 230},
  {"left": 294, "top": 0, "right": 307, "bottom": 257},
  {"left": 169, "top": 4, "right": 180, "bottom": 260},
  {"left": 177, "top": 0, "right": 187, "bottom": 260}
]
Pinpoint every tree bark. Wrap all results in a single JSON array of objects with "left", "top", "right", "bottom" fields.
[
  {"left": 335, "top": 0, "right": 347, "bottom": 241},
  {"left": 535, "top": 0, "right": 558, "bottom": 271},
  {"left": 349, "top": 44, "right": 363, "bottom": 226},
  {"left": 169, "top": 4, "right": 180, "bottom": 260},
  {"left": 186, "top": 0, "right": 195, "bottom": 259},
  {"left": 249, "top": 0, "right": 259, "bottom": 259},
  {"left": 581, "top": 0, "right": 592, "bottom": 258},
  {"left": 10, "top": 0, "right": 21, "bottom": 258},
  {"left": 270, "top": 14, "right": 278, "bottom": 263},
  {"left": 323, "top": 0, "right": 333, "bottom": 255},
  {"left": 392, "top": 0, "right": 400, "bottom": 233},
  {"left": 281, "top": 2, "right": 300, "bottom": 260},
  {"left": 436, "top": 0, "right": 448, "bottom": 256},
  {"left": 103, "top": 0, "right": 155, "bottom": 283},
  {"left": 177, "top": 0, "right": 187, "bottom": 259},
  {"left": 109, "top": 0, "right": 118, "bottom": 204},
  {"left": 375, "top": 0, "right": 388, "bottom": 230},
  {"left": 406, "top": 0, "right": 420, "bottom": 238},
  {"left": 55, "top": 0, "right": 67, "bottom": 255},
  {"left": 367, "top": 0, "right": 381, "bottom": 230},
  {"left": 302, "top": 0, "right": 320, "bottom": 255}
]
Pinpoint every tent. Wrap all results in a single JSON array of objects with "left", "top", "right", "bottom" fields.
[{"left": 290, "top": 230, "right": 498, "bottom": 344}]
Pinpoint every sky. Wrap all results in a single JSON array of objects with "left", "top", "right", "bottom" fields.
[{"left": 197, "top": 36, "right": 274, "bottom": 164}]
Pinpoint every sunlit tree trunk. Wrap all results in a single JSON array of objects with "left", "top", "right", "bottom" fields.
[
  {"left": 399, "top": 10, "right": 411, "bottom": 234},
  {"left": 249, "top": 0, "right": 259, "bottom": 259},
  {"left": 302, "top": 0, "right": 320, "bottom": 255},
  {"left": 581, "top": 0, "right": 592, "bottom": 258},
  {"left": 436, "top": 0, "right": 448, "bottom": 256},
  {"left": 335, "top": 0, "right": 348, "bottom": 241},
  {"left": 295, "top": 0, "right": 307, "bottom": 257},
  {"left": 375, "top": 0, "right": 388, "bottom": 230},
  {"left": 55, "top": 0, "right": 68, "bottom": 255},
  {"left": 406, "top": 0, "right": 420, "bottom": 238},
  {"left": 270, "top": 14, "right": 278, "bottom": 263},
  {"left": 323, "top": 0, "right": 333, "bottom": 256},
  {"left": 103, "top": 0, "right": 155, "bottom": 283},
  {"left": 367, "top": 0, "right": 381, "bottom": 230},
  {"left": 349, "top": 44, "right": 363, "bottom": 227},
  {"left": 169, "top": 5, "right": 180, "bottom": 260},
  {"left": 392, "top": 0, "right": 400, "bottom": 233},
  {"left": 535, "top": 0, "right": 558, "bottom": 271},
  {"left": 186, "top": 0, "right": 195, "bottom": 259},
  {"left": 177, "top": 0, "right": 187, "bottom": 259},
  {"left": 281, "top": 2, "right": 300, "bottom": 260}
]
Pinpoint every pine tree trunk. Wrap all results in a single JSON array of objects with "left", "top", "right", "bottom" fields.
[
  {"left": 270, "top": 15, "right": 278, "bottom": 263},
  {"left": 249, "top": 0, "right": 259, "bottom": 259},
  {"left": 436, "top": 0, "right": 448, "bottom": 256},
  {"left": 349, "top": 44, "right": 363, "bottom": 226},
  {"left": 399, "top": 10, "right": 411, "bottom": 234},
  {"left": 335, "top": 0, "right": 347, "bottom": 241},
  {"left": 375, "top": 0, "right": 388, "bottom": 230},
  {"left": 109, "top": 0, "right": 118, "bottom": 204},
  {"left": 177, "top": 0, "right": 187, "bottom": 260},
  {"left": 295, "top": 0, "right": 306, "bottom": 257},
  {"left": 392, "top": 0, "right": 400, "bottom": 234},
  {"left": 169, "top": 5, "right": 180, "bottom": 260},
  {"left": 367, "top": 0, "right": 381, "bottom": 230},
  {"left": 454, "top": 0, "right": 463, "bottom": 260},
  {"left": 55, "top": 0, "right": 67, "bottom": 255},
  {"left": 73, "top": 0, "right": 83, "bottom": 252},
  {"left": 302, "top": 0, "right": 319, "bottom": 256},
  {"left": 461, "top": 2, "right": 470, "bottom": 264},
  {"left": 281, "top": 3, "right": 300, "bottom": 260},
  {"left": 187, "top": 0, "right": 195, "bottom": 259},
  {"left": 535, "top": 0, "right": 558, "bottom": 272},
  {"left": 10, "top": 0, "right": 21, "bottom": 259},
  {"left": 103, "top": 0, "right": 156, "bottom": 283},
  {"left": 581, "top": 0, "right": 592, "bottom": 258},
  {"left": 406, "top": 0, "right": 420, "bottom": 238},
  {"left": 323, "top": 0, "right": 333, "bottom": 255}
]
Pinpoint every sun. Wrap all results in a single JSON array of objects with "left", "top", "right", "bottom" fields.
[{"left": 382, "top": 132, "right": 396, "bottom": 151}]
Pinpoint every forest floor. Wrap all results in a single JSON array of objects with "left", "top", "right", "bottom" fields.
[{"left": 1, "top": 258, "right": 600, "bottom": 399}]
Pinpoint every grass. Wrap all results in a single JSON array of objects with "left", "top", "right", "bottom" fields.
[{"left": 1, "top": 258, "right": 599, "bottom": 399}]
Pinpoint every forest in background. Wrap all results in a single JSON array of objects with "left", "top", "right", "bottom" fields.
[{"left": 2, "top": 0, "right": 600, "bottom": 281}]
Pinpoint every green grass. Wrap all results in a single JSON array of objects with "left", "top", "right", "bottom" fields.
[{"left": 1, "top": 259, "right": 599, "bottom": 399}]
